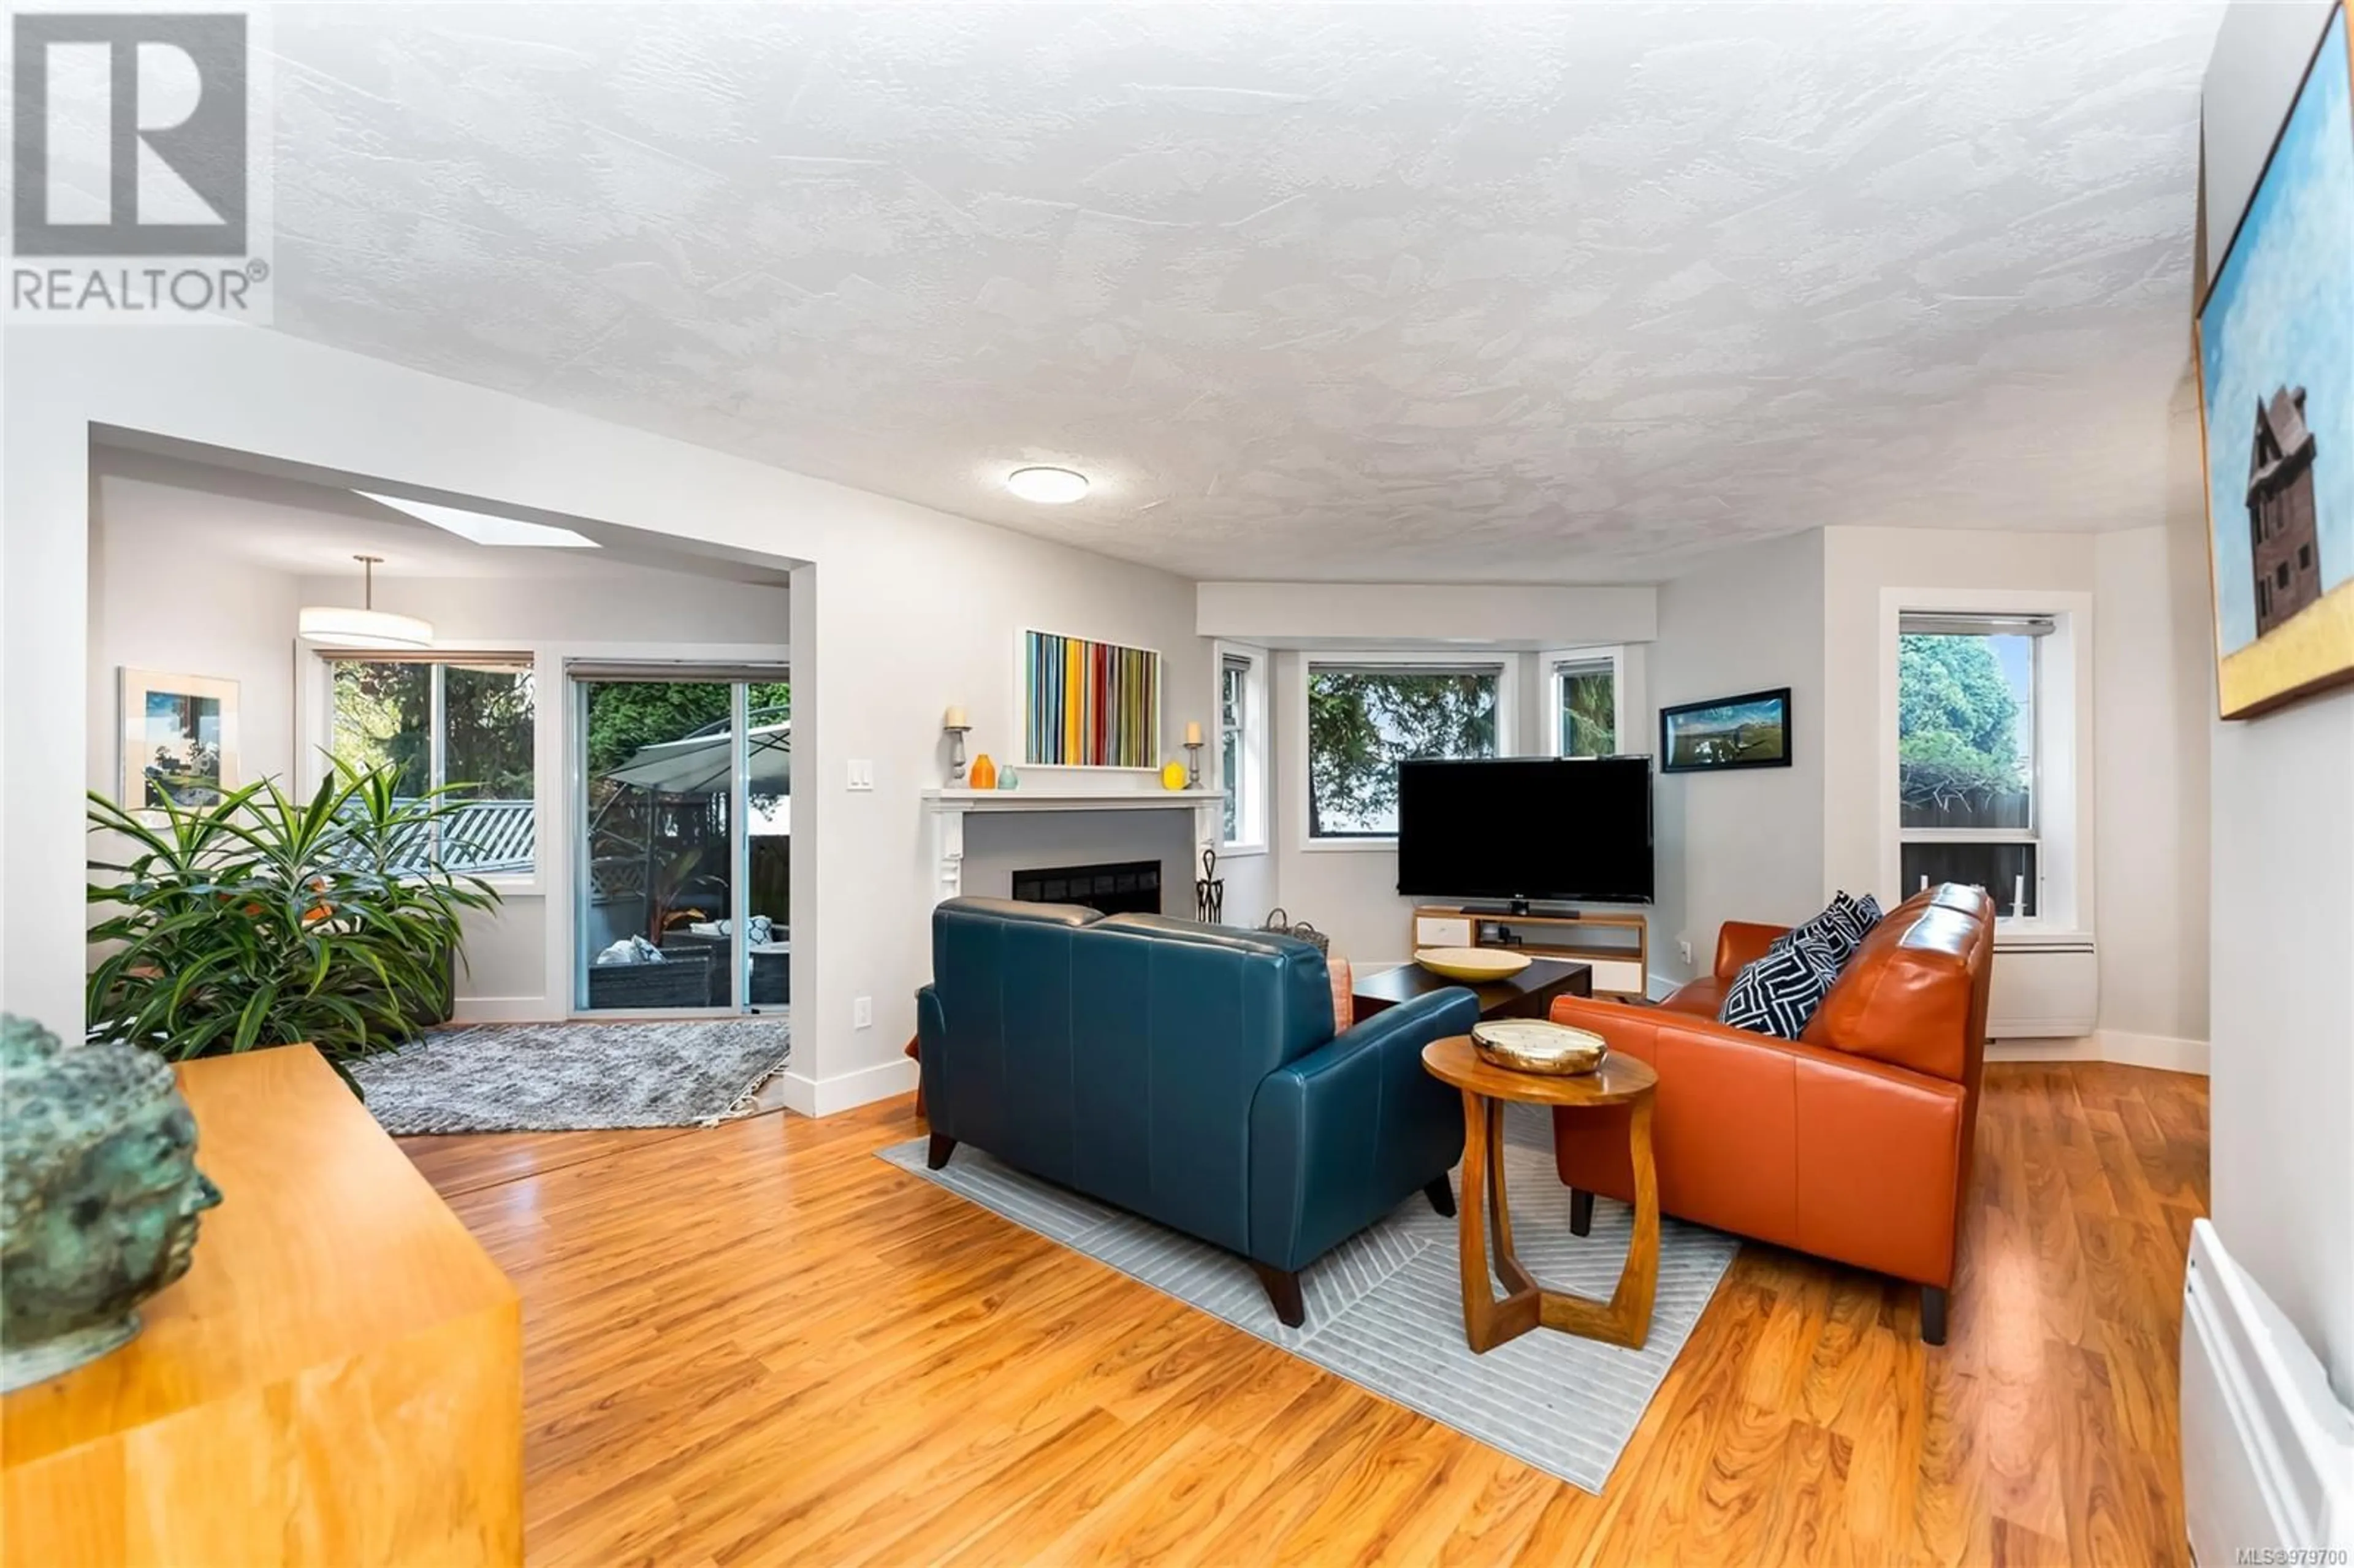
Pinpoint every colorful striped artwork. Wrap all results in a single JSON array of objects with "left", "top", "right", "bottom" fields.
[{"left": 1023, "top": 630, "right": 1160, "bottom": 767}]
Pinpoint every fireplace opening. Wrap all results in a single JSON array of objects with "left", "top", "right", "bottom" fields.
[{"left": 1010, "top": 859, "right": 1162, "bottom": 916}]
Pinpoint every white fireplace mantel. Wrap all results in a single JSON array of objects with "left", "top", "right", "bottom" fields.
[{"left": 920, "top": 786, "right": 1222, "bottom": 905}]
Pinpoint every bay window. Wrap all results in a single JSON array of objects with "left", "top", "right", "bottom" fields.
[
  {"left": 1219, "top": 647, "right": 1267, "bottom": 850},
  {"left": 1305, "top": 660, "right": 1503, "bottom": 840},
  {"left": 1551, "top": 651, "right": 1621, "bottom": 758}
]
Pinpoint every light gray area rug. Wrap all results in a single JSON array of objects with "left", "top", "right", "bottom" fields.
[
  {"left": 351, "top": 1016, "right": 791, "bottom": 1134},
  {"left": 880, "top": 1102, "right": 1739, "bottom": 1493}
]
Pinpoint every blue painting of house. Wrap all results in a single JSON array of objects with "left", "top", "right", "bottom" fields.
[{"left": 2200, "top": 8, "right": 2352, "bottom": 657}]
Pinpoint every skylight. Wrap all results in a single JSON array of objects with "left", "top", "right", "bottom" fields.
[{"left": 356, "top": 491, "right": 599, "bottom": 548}]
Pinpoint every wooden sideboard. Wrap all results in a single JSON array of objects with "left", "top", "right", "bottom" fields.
[{"left": 1, "top": 1045, "right": 522, "bottom": 1568}]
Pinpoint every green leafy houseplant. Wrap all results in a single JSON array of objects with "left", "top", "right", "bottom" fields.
[{"left": 85, "top": 761, "right": 501, "bottom": 1087}]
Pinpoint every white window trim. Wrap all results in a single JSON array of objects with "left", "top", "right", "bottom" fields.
[
  {"left": 1295, "top": 649, "right": 1520, "bottom": 852},
  {"left": 1539, "top": 644, "right": 1628, "bottom": 759},
  {"left": 1876, "top": 588, "right": 2093, "bottom": 936},
  {"left": 1214, "top": 640, "right": 1269, "bottom": 857}
]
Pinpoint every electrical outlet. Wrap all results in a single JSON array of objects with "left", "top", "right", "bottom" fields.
[
  {"left": 847, "top": 759, "right": 874, "bottom": 791},
  {"left": 853, "top": 995, "right": 873, "bottom": 1029},
  {"left": 1678, "top": 938, "right": 1694, "bottom": 967}
]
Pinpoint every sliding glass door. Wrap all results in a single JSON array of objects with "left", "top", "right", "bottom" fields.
[{"left": 574, "top": 669, "right": 788, "bottom": 1013}]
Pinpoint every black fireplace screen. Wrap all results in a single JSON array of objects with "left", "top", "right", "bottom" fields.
[{"left": 1009, "top": 859, "right": 1162, "bottom": 916}]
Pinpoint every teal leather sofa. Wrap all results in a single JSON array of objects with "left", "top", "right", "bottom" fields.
[{"left": 916, "top": 897, "right": 1479, "bottom": 1325}]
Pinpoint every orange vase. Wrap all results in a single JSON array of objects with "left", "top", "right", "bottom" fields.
[{"left": 969, "top": 753, "right": 996, "bottom": 791}]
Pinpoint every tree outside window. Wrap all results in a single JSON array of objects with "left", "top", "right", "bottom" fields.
[
  {"left": 1308, "top": 665, "right": 1498, "bottom": 837},
  {"left": 1897, "top": 625, "right": 2039, "bottom": 915},
  {"left": 1556, "top": 658, "right": 1617, "bottom": 758},
  {"left": 328, "top": 657, "right": 537, "bottom": 874}
]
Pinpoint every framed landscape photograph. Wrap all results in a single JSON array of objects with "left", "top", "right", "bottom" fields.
[
  {"left": 120, "top": 668, "right": 240, "bottom": 809},
  {"left": 1659, "top": 688, "right": 1791, "bottom": 774},
  {"left": 2195, "top": 2, "right": 2353, "bottom": 718}
]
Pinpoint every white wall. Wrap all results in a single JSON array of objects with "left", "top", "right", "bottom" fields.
[
  {"left": 1648, "top": 530, "right": 1826, "bottom": 985},
  {"left": 86, "top": 480, "right": 303, "bottom": 803},
  {"left": 7, "top": 327, "right": 1207, "bottom": 1116},
  {"left": 299, "top": 570, "right": 790, "bottom": 655},
  {"left": 2201, "top": 0, "right": 2354, "bottom": 1402},
  {"left": 2092, "top": 517, "right": 2214, "bottom": 1051},
  {"left": 1199, "top": 582, "right": 1656, "bottom": 646}
]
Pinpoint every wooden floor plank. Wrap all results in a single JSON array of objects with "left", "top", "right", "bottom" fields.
[{"left": 401, "top": 1060, "right": 2208, "bottom": 1566}]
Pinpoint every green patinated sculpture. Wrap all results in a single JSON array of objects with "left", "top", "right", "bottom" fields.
[{"left": 1, "top": 1014, "right": 221, "bottom": 1393}]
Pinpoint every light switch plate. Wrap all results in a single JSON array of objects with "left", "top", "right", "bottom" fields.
[
  {"left": 847, "top": 759, "right": 874, "bottom": 791},
  {"left": 853, "top": 995, "right": 873, "bottom": 1029}
]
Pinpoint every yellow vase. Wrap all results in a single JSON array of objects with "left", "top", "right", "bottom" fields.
[
  {"left": 969, "top": 753, "right": 996, "bottom": 791},
  {"left": 1160, "top": 761, "right": 1187, "bottom": 791}
]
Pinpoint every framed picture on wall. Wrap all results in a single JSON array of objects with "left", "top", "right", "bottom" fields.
[
  {"left": 1018, "top": 628, "right": 1162, "bottom": 769},
  {"left": 120, "top": 668, "right": 241, "bottom": 809},
  {"left": 2194, "top": 2, "right": 2354, "bottom": 718},
  {"left": 1658, "top": 687, "right": 1791, "bottom": 774}
]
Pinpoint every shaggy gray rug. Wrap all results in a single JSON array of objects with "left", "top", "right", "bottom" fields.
[
  {"left": 350, "top": 1016, "right": 791, "bottom": 1134},
  {"left": 881, "top": 1102, "right": 1737, "bottom": 1493}
]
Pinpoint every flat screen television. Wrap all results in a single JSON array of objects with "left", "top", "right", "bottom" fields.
[{"left": 1395, "top": 756, "right": 1653, "bottom": 905}]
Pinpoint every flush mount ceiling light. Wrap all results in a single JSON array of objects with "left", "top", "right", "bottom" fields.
[
  {"left": 354, "top": 490, "right": 599, "bottom": 547},
  {"left": 298, "top": 555, "right": 434, "bottom": 649},
  {"left": 1005, "top": 466, "right": 1089, "bottom": 504}
]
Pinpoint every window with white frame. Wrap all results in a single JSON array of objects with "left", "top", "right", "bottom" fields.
[
  {"left": 323, "top": 653, "right": 537, "bottom": 875},
  {"left": 1306, "top": 660, "right": 1502, "bottom": 839},
  {"left": 1895, "top": 612, "right": 2046, "bottom": 918},
  {"left": 1219, "top": 649, "right": 1267, "bottom": 849},
  {"left": 1552, "top": 652, "right": 1620, "bottom": 758}
]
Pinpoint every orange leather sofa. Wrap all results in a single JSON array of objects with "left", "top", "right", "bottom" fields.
[{"left": 1547, "top": 884, "right": 1994, "bottom": 1344}]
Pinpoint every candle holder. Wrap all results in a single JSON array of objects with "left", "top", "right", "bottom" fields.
[
  {"left": 945, "top": 723, "right": 973, "bottom": 785},
  {"left": 1184, "top": 739, "right": 1203, "bottom": 789}
]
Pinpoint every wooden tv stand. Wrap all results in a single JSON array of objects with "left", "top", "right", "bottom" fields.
[{"left": 1409, "top": 905, "right": 1650, "bottom": 1000}]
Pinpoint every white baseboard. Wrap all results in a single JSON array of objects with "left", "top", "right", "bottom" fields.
[
  {"left": 1987, "top": 1029, "right": 2209, "bottom": 1075},
  {"left": 2093, "top": 1029, "right": 2210, "bottom": 1075},
  {"left": 449, "top": 995, "right": 562, "bottom": 1024},
  {"left": 801, "top": 1056, "right": 920, "bottom": 1117}
]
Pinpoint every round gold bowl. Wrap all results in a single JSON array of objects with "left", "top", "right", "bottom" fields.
[
  {"left": 1469, "top": 1019, "right": 1607, "bottom": 1076},
  {"left": 1414, "top": 946, "right": 1531, "bottom": 982}
]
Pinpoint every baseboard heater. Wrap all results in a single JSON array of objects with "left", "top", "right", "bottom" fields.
[
  {"left": 2181, "top": 1218, "right": 2354, "bottom": 1562},
  {"left": 1986, "top": 934, "right": 2098, "bottom": 1038}
]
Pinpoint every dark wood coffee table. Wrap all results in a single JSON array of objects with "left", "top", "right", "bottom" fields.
[{"left": 1352, "top": 956, "right": 1591, "bottom": 1023}]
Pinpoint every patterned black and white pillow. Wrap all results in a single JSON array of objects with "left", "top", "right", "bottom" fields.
[
  {"left": 1816, "top": 891, "right": 1881, "bottom": 954},
  {"left": 1720, "top": 934, "right": 1842, "bottom": 1040},
  {"left": 1772, "top": 896, "right": 1861, "bottom": 968}
]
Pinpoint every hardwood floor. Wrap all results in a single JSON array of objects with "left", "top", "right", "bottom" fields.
[{"left": 400, "top": 1062, "right": 2207, "bottom": 1567}]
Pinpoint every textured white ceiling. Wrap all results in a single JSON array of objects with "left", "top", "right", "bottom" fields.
[{"left": 265, "top": 2, "right": 2223, "bottom": 583}]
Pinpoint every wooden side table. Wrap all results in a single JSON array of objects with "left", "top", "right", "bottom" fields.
[{"left": 1420, "top": 1035, "right": 1661, "bottom": 1353}]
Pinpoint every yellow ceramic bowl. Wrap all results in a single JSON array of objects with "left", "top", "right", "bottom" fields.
[{"left": 1413, "top": 947, "right": 1531, "bottom": 982}]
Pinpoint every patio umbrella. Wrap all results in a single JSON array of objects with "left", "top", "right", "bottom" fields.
[{"left": 603, "top": 718, "right": 790, "bottom": 796}]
